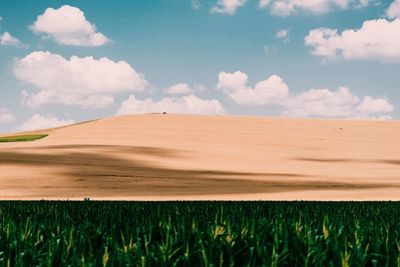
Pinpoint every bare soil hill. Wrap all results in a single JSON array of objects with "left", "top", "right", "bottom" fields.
[{"left": 1, "top": 114, "right": 399, "bottom": 200}]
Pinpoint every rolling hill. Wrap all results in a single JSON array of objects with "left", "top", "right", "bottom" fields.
[{"left": 0, "top": 114, "right": 399, "bottom": 200}]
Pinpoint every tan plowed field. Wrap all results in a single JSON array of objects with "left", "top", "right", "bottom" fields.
[{"left": 1, "top": 114, "right": 399, "bottom": 200}]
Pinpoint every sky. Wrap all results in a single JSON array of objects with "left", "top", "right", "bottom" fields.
[{"left": 0, "top": 0, "right": 399, "bottom": 132}]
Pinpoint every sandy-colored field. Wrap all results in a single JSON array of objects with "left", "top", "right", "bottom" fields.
[{"left": 1, "top": 114, "right": 400, "bottom": 200}]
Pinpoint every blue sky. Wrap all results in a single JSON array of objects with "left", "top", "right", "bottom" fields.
[{"left": 0, "top": 0, "right": 399, "bottom": 132}]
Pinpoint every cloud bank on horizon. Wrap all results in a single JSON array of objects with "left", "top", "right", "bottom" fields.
[
  {"left": 217, "top": 70, "right": 393, "bottom": 119},
  {"left": 0, "top": 1, "right": 399, "bottom": 132}
]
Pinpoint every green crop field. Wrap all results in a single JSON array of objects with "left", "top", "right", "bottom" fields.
[
  {"left": 0, "top": 134, "right": 48, "bottom": 143},
  {"left": 0, "top": 201, "right": 399, "bottom": 266}
]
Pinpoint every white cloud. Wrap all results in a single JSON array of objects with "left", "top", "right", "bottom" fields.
[
  {"left": 117, "top": 95, "right": 226, "bottom": 115},
  {"left": 259, "top": 0, "right": 370, "bottom": 16},
  {"left": 305, "top": 19, "right": 400, "bottom": 63},
  {"left": 216, "top": 70, "right": 394, "bottom": 119},
  {"left": 21, "top": 90, "right": 114, "bottom": 109},
  {"left": 276, "top": 29, "right": 288, "bottom": 38},
  {"left": 166, "top": 83, "right": 193, "bottom": 95},
  {"left": 30, "top": 5, "right": 109, "bottom": 46},
  {"left": 192, "top": 0, "right": 201, "bottom": 9},
  {"left": 305, "top": 28, "right": 339, "bottom": 59},
  {"left": 210, "top": 0, "right": 247, "bottom": 14},
  {"left": 0, "top": 107, "right": 15, "bottom": 123},
  {"left": 194, "top": 84, "right": 208, "bottom": 92},
  {"left": 355, "top": 96, "right": 394, "bottom": 114},
  {"left": 259, "top": 0, "right": 271, "bottom": 8},
  {"left": 282, "top": 87, "right": 394, "bottom": 118},
  {"left": 276, "top": 28, "right": 290, "bottom": 42},
  {"left": 283, "top": 87, "right": 360, "bottom": 117},
  {"left": 14, "top": 51, "right": 147, "bottom": 109},
  {"left": 165, "top": 83, "right": 208, "bottom": 94},
  {"left": 0, "top": 32, "right": 23, "bottom": 47},
  {"left": 216, "top": 71, "right": 289, "bottom": 105},
  {"left": 386, "top": 0, "right": 400, "bottom": 19},
  {"left": 20, "top": 114, "right": 75, "bottom": 131}
]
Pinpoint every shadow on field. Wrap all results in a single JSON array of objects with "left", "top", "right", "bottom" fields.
[
  {"left": 380, "top": 160, "right": 400, "bottom": 166},
  {"left": 295, "top": 157, "right": 400, "bottom": 166},
  {"left": 0, "top": 145, "right": 399, "bottom": 197}
]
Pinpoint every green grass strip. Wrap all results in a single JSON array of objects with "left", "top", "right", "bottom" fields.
[{"left": 0, "top": 134, "right": 48, "bottom": 143}]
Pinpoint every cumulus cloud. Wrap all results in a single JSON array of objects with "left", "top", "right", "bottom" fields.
[
  {"left": 14, "top": 51, "right": 147, "bottom": 109},
  {"left": 20, "top": 114, "right": 75, "bottom": 131},
  {"left": 276, "top": 28, "right": 290, "bottom": 42},
  {"left": 210, "top": 0, "right": 247, "bottom": 14},
  {"left": 386, "top": 0, "right": 400, "bottom": 19},
  {"left": 276, "top": 29, "right": 288, "bottom": 38},
  {"left": 216, "top": 71, "right": 289, "bottom": 105},
  {"left": 355, "top": 96, "right": 394, "bottom": 115},
  {"left": 0, "top": 32, "right": 23, "bottom": 47},
  {"left": 282, "top": 87, "right": 394, "bottom": 119},
  {"left": 166, "top": 83, "right": 193, "bottom": 95},
  {"left": 259, "top": 0, "right": 370, "bottom": 16},
  {"left": 305, "top": 19, "right": 400, "bottom": 63},
  {"left": 116, "top": 95, "right": 225, "bottom": 115},
  {"left": 0, "top": 107, "right": 15, "bottom": 123},
  {"left": 283, "top": 87, "right": 360, "bottom": 117},
  {"left": 30, "top": 5, "right": 109, "bottom": 46},
  {"left": 216, "top": 70, "right": 394, "bottom": 119}
]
